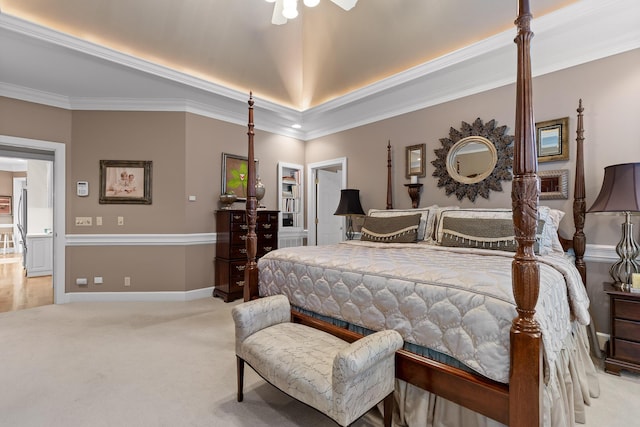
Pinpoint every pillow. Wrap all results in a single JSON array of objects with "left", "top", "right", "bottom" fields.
[
  {"left": 435, "top": 208, "right": 546, "bottom": 254},
  {"left": 538, "top": 206, "right": 566, "bottom": 254},
  {"left": 368, "top": 205, "right": 438, "bottom": 241},
  {"left": 361, "top": 214, "right": 422, "bottom": 243}
]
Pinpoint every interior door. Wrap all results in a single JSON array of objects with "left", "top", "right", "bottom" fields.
[{"left": 316, "top": 169, "right": 343, "bottom": 245}]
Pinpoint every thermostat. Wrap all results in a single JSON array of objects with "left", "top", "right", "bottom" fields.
[{"left": 77, "top": 181, "right": 89, "bottom": 197}]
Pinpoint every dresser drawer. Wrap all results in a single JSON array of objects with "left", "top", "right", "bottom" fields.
[
  {"left": 258, "top": 221, "right": 276, "bottom": 232},
  {"left": 258, "top": 243, "right": 276, "bottom": 257},
  {"left": 257, "top": 211, "right": 278, "bottom": 224},
  {"left": 614, "top": 298, "right": 640, "bottom": 321},
  {"left": 614, "top": 319, "right": 640, "bottom": 342},
  {"left": 230, "top": 231, "right": 250, "bottom": 246},
  {"left": 261, "top": 231, "right": 277, "bottom": 245},
  {"left": 228, "top": 260, "right": 247, "bottom": 280},
  {"left": 229, "top": 244, "right": 248, "bottom": 259},
  {"left": 613, "top": 338, "right": 640, "bottom": 363}
]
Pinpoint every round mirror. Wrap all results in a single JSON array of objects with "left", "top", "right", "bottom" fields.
[
  {"left": 445, "top": 136, "right": 497, "bottom": 184},
  {"left": 431, "top": 118, "right": 513, "bottom": 202}
]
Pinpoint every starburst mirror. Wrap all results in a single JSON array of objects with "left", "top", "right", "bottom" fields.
[{"left": 432, "top": 118, "right": 514, "bottom": 202}]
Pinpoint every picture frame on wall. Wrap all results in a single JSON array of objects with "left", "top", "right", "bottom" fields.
[
  {"left": 99, "top": 160, "right": 152, "bottom": 204},
  {"left": 405, "top": 144, "right": 426, "bottom": 178},
  {"left": 536, "top": 117, "right": 569, "bottom": 163},
  {"left": 539, "top": 169, "right": 569, "bottom": 200},
  {"left": 221, "top": 153, "right": 259, "bottom": 201}
]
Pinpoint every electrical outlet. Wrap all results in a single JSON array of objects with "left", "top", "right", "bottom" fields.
[
  {"left": 124, "top": 276, "right": 131, "bottom": 287},
  {"left": 118, "top": 216, "right": 124, "bottom": 226},
  {"left": 96, "top": 216, "right": 103, "bottom": 226},
  {"left": 75, "top": 217, "right": 92, "bottom": 226},
  {"left": 94, "top": 276, "right": 103, "bottom": 284},
  {"left": 76, "top": 278, "right": 88, "bottom": 286}
]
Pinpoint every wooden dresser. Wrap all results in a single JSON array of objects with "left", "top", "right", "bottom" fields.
[
  {"left": 214, "top": 209, "right": 278, "bottom": 302},
  {"left": 605, "top": 284, "right": 640, "bottom": 375}
]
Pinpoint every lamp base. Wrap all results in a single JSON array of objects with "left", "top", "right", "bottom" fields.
[
  {"left": 610, "top": 212, "right": 640, "bottom": 285},
  {"left": 345, "top": 217, "right": 355, "bottom": 240}
]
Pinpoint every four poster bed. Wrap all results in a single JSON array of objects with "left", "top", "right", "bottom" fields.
[{"left": 239, "top": 2, "right": 598, "bottom": 426}]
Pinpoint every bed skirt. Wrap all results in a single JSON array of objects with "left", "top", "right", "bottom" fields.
[{"left": 386, "top": 323, "right": 599, "bottom": 427}]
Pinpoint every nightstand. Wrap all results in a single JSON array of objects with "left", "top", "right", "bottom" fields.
[{"left": 604, "top": 284, "right": 640, "bottom": 375}]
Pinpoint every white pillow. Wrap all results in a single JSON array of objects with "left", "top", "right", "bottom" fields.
[
  {"left": 368, "top": 205, "right": 439, "bottom": 241},
  {"left": 539, "top": 206, "right": 566, "bottom": 254}
]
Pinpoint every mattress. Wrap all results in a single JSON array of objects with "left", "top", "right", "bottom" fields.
[{"left": 258, "top": 240, "right": 591, "bottom": 384}]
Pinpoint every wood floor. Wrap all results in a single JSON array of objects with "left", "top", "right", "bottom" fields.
[{"left": 0, "top": 254, "right": 53, "bottom": 313}]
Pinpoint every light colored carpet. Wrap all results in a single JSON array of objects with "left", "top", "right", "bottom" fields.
[{"left": 0, "top": 297, "right": 638, "bottom": 427}]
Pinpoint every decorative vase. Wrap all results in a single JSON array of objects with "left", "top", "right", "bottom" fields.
[
  {"left": 219, "top": 193, "right": 238, "bottom": 209},
  {"left": 255, "top": 176, "right": 266, "bottom": 208}
]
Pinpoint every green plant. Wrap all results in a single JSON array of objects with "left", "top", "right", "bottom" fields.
[{"left": 227, "top": 162, "right": 248, "bottom": 197}]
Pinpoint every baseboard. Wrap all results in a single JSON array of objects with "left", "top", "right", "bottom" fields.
[
  {"left": 597, "top": 332, "right": 610, "bottom": 352},
  {"left": 65, "top": 286, "right": 214, "bottom": 303}
]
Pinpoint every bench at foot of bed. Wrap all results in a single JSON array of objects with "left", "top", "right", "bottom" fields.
[{"left": 232, "top": 295, "right": 403, "bottom": 427}]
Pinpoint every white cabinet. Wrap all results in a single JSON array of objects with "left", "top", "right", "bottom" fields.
[
  {"left": 26, "top": 234, "right": 53, "bottom": 277},
  {"left": 277, "top": 162, "right": 305, "bottom": 247}
]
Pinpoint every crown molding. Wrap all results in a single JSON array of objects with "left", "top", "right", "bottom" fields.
[{"left": 1, "top": 0, "right": 638, "bottom": 141}]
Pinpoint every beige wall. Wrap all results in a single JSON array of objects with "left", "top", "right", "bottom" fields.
[{"left": 0, "top": 97, "right": 72, "bottom": 144}]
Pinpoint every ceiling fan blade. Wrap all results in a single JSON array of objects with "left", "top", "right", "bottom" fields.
[
  {"left": 330, "top": 0, "right": 358, "bottom": 11},
  {"left": 271, "top": 0, "right": 287, "bottom": 25}
]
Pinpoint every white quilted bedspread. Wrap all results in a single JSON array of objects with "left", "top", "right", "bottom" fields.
[{"left": 258, "top": 241, "right": 591, "bottom": 383}]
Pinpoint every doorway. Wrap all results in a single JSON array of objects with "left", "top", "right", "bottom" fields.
[
  {"left": 307, "top": 157, "right": 347, "bottom": 246},
  {"left": 0, "top": 157, "right": 52, "bottom": 313},
  {"left": 0, "top": 135, "right": 66, "bottom": 311}
]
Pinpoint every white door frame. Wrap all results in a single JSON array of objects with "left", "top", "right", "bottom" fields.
[
  {"left": 0, "top": 135, "right": 66, "bottom": 304},
  {"left": 306, "top": 157, "right": 347, "bottom": 246}
]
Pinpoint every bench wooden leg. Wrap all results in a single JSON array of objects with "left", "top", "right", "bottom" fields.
[
  {"left": 237, "top": 356, "right": 244, "bottom": 402},
  {"left": 383, "top": 392, "right": 393, "bottom": 427}
]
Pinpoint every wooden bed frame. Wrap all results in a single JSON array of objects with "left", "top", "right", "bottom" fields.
[{"left": 241, "top": 2, "right": 587, "bottom": 426}]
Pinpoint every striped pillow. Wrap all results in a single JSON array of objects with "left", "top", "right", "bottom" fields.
[
  {"left": 436, "top": 209, "right": 545, "bottom": 253},
  {"left": 361, "top": 214, "right": 421, "bottom": 243}
]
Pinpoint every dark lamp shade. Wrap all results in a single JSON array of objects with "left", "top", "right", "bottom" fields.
[
  {"left": 334, "top": 189, "right": 365, "bottom": 216},
  {"left": 588, "top": 163, "right": 640, "bottom": 213}
]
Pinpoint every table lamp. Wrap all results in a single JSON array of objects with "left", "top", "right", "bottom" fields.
[
  {"left": 334, "top": 189, "right": 365, "bottom": 240},
  {"left": 588, "top": 163, "right": 640, "bottom": 287}
]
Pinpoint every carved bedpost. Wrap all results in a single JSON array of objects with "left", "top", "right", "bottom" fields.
[
  {"left": 387, "top": 141, "right": 393, "bottom": 209},
  {"left": 244, "top": 93, "right": 259, "bottom": 301},
  {"left": 573, "top": 100, "right": 587, "bottom": 283},
  {"left": 510, "top": 1, "right": 542, "bottom": 426}
]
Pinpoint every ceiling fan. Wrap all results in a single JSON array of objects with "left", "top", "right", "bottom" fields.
[{"left": 266, "top": 0, "right": 358, "bottom": 25}]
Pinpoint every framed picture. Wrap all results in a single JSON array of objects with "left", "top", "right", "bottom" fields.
[
  {"left": 405, "top": 144, "right": 426, "bottom": 178},
  {"left": 536, "top": 117, "right": 569, "bottom": 163},
  {"left": 0, "top": 195, "right": 11, "bottom": 215},
  {"left": 539, "top": 169, "right": 569, "bottom": 200},
  {"left": 221, "top": 153, "right": 258, "bottom": 201},
  {"left": 99, "top": 160, "right": 152, "bottom": 204}
]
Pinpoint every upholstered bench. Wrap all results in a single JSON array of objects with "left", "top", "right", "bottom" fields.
[{"left": 232, "top": 295, "right": 403, "bottom": 427}]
